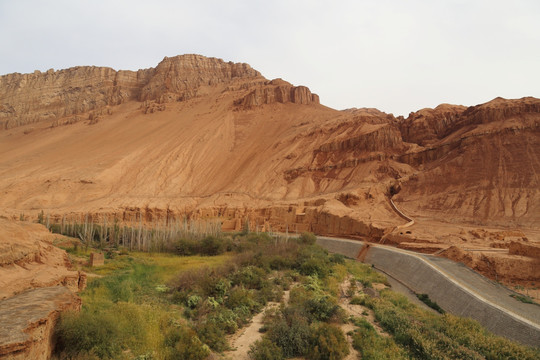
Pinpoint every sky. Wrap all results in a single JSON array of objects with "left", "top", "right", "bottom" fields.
[{"left": 1, "top": 0, "right": 539, "bottom": 116}]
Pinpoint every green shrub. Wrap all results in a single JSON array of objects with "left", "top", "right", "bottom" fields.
[
  {"left": 231, "top": 266, "right": 267, "bottom": 289},
  {"left": 198, "top": 271, "right": 231, "bottom": 298},
  {"left": 225, "top": 286, "right": 260, "bottom": 315},
  {"left": 299, "top": 232, "right": 317, "bottom": 245},
  {"left": 195, "top": 320, "right": 228, "bottom": 352},
  {"left": 200, "top": 236, "right": 226, "bottom": 256},
  {"left": 56, "top": 310, "right": 122, "bottom": 359},
  {"left": 289, "top": 286, "right": 341, "bottom": 322},
  {"left": 351, "top": 325, "right": 408, "bottom": 360},
  {"left": 248, "top": 338, "right": 284, "bottom": 360},
  {"left": 305, "top": 295, "right": 341, "bottom": 322},
  {"left": 207, "top": 308, "right": 240, "bottom": 334},
  {"left": 308, "top": 323, "right": 349, "bottom": 360},
  {"left": 174, "top": 238, "right": 199, "bottom": 256},
  {"left": 187, "top": 294, "right": 202, "bottom": 309},
  {"left": 256, "top": 282, "right": 283, "bottom": 304},
  {"left": 165, "top": 326, "right": 210, "bottom": 360},
  {"left": 266, "top": 307, "right": 312, "bottom": 357},
  {"left": 296, "top": 246, "right": 332, "bottom": 278}
]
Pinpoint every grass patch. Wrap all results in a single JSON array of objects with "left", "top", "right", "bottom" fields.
[
  {"left": 55, "top": 251, "right": 231, "bottom": 359},
  {"left": 351, "top": 316, "right": 408, "bottom": 360},
  {"left": 361, "top": 289, "right": 540, "bottom": 359},
  {"left": 346, "top": 261, "right": 389, "bottom": 288},
  {"left": 510, "top": 294, "right": 537, "bottom": 305}
]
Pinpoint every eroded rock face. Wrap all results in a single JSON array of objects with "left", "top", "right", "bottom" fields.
[
  {"left": 0, "top": 66, "right": 153, "bottom": 129},
  {"left": 0, "top": 219, "right": 86, "bottom": 300},
  {"left": 0, "top": 54, "right": 260, "bottom": 129},
  {"left": 0, "top": 286, "right": 81, "bottom": 360},
  {"left": 139, "top": 54, "right": 261, "bottom": 103},
  {"left": 0, "top": 220, "right": 85, "bottom": 359},
  {"left": 235, "top": 78, "right": 319, "bottom": 108},
  {"left": 399, "top": 104, "right": 467, "bottom": 145}
]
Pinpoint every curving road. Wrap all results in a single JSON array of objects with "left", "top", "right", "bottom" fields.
[{"left": 316, "top": 236, "right": 540, "bottom": 347}]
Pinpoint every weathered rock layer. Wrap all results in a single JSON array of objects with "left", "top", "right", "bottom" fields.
[
  {"left": 0, "top": 219, "right": 86, "bottom": 300},
  {"left": 0, "top": 54, "right": 260, "bottom": 129},
  {"left": 0, "top": 286, "right": 81, "bottom": 360}
]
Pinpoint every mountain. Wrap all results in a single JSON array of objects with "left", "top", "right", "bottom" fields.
[{"left": 1, "top": 54, "right": 539, "bottom": 285}]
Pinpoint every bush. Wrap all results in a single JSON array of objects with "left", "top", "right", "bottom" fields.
[
  {"left": 225, "top": 286, "right": 260, "bottom": 315},
  {"left": 174, "top": 238, "right": 198, "bottom": 256},
  {"left": 289, "top": 286, "right": 341, "bottom": 322},
  {"left": 195, "top": 320, "right": 228, "bottom": 352},
  {"left": 308, "top": 323, "right": 349, "bottom": 360},
  {"left": 187, "top": 294, "right": 202, "bottom": 309},
  {"left": 231, "top": 266, "right": 267, "bottom": 289},
  {"left": 329, "top": 253, "right": 345, "bottom": 264},
  {"left": 299, "top": 232, "right": 317, "bottom": 245},
  {"left": 305, "top": 295, "right": 341, "bottom": 322},
  {"left": 249, "top": 338, "right": 284, "bottom": 360},
  {"left": 200, "top": 236, "right": 226, "bottom": 256},
  {"left": 351, "top": 325, "right": 407, "bottom": 360},
  {"left": 207, "top": 308, "right": 240, "bottom": 334},
  {"left": 56, "top": 310, "right": 122, "bottom": 359},
  {"left": 296, "top": 246, "right": 332, "bottom": 278},
  {"left": 266, "top": 307, "right": 312, "bottom": 357},
  {"left": 165, "top": 326, "right": 210, "bottom": 360}
]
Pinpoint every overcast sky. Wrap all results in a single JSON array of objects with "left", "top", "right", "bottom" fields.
[{"left": 1, "top": 0, "right": 539, "bottom": 116}]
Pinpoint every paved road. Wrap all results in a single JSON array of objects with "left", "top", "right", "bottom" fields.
[
  {"left": 316, "top": 236, "right": 540, "bottom": 347},
  {"left": 424, "top": 253, "right": 540, "bottom": 326}
]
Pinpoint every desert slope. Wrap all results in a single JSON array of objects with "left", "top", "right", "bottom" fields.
[{"left": 0, "top": 54, "right": 539, "bottom": 286}]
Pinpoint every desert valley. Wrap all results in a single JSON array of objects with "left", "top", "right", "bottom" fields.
[{"left": 0, "top": 54, "right": 539, "bottom": 359}]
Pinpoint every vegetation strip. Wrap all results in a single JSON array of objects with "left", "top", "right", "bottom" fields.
[{"left": 52, "top": 230, "right": 540, "bottom": 359}]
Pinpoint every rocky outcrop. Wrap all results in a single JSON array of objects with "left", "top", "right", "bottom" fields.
[
  {"left": 399, "top": 104, "right": 466, "bottom": 145},
  {"left": 509, "top": 241, "right": 540, "bottom": 260},
  {"left": 0, "top": 54, "right": 260, "bottom": 129},
  {"left": 0, "top": 220, "right": 85, "bottom": 359},
  {"left": 0, "top": 286, "right": 81, "bottom": 360},
  {"left": 437, "top": 246, "right": 540, "bottom": 284},
  {"left": 399, "top": 97, "right": 540, "bottom": 146},
  {"left": 0, "top": 66, "right": 152, "bottom": 129},
  {"left": 235, "top": 78, "right": 319, "bottom": 108},
  {"left": 0, "top": 219, "right": 86, "bottom": 300},
  {"left": 139, "top": 54, "right": 260, "bottom": 103},
  {"left": 315, "top": 123, "right": 403, "bottom": 153},
  {"left": 453, "top": 96, "right": 540, "bottom": 131}
]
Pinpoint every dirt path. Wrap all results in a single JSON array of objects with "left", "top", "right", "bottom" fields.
[
  {"left": 337, "top": 276, "right": 394, "bottom": 359},
  {"left": 221, "top": 288, "right": 291, "bottom": 360},
  {"left": 338, "top": 276, "right": 388, "bottom": 337}
]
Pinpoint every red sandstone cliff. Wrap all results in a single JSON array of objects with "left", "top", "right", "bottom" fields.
[
  {"left": 0, "top": 219, "right": 85, "bottom": 359},
  {"left": 0, "top": 54, "right": 260, "bottom": 129}
]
